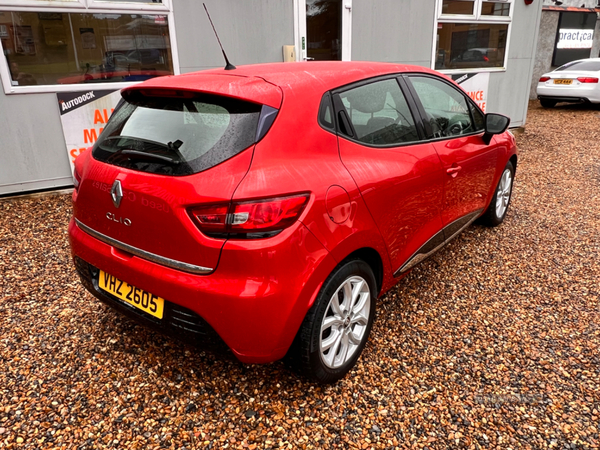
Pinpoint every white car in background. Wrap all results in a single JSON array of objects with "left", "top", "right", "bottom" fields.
[{"left": 537, "top": 58, "right": 600, "bottom": 108}]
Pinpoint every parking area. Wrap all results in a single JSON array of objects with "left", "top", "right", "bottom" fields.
[{"left": 0, "top": 101, "right": 599, "bottom": 449}]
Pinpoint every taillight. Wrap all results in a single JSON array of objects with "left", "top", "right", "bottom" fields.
[
  {"left": 191, "top": 204, "right": 229, "bottom": 232},
  {"left": 577, "top": 77, "right": 599, "bottom": 83},
  {"left": 189, "top": 194, "right": 309, "bottom": 238},
  {"left": 483, "top": 56, "right": 489, "bottom": 62},
  {"left": 73, "top": 166, "right": 82, "bottom": 190},
  {"left": 230, "top": 196, "right": 309, "bottom": 232},
  {"left": 539, "top": 76, "right": 550, "bottom": 82}
]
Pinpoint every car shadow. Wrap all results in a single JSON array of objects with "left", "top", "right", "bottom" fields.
[{"left": 531, "top": 99, "right": 600, "bottom": 111}]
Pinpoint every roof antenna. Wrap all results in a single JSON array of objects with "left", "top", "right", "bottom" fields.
[{"left": 203, "top": 3, "right": 236, "bottom": 71}]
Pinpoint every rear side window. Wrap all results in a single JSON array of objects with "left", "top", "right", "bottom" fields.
[
  {"left": 338, "top": 79, "right": 419, "bottom": 146},
  {"left": 93, "top": 92, "right": 262, "bottom": 175},
  {"left": 318, "top": 92, "right": 335, "bottom": 131}
]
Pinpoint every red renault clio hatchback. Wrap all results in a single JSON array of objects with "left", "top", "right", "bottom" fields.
[{"left": 69, "top": 62, "right": 517, "bottom": 383}]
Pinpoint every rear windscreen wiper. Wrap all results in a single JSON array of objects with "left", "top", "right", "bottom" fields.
[{"left": 119, "top": 149, "right": 181, "bottom": 165}]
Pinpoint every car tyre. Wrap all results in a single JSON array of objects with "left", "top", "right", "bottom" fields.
[
  {"left": 480, "top": 160, "right": 515, "bottom": 227},
  {"left": 540, "top": 99, "right": 557, "bottom": 108},
  {"left": 287, "top": 259, "right": 377, "bottom": 384}
]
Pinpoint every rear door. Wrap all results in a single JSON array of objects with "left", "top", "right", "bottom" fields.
[
  {"left": 333, "top": 76, "right": 446, "bottom": 275},
  {"left": 405, "top": 74, "right": 498, "bottom": 235}
]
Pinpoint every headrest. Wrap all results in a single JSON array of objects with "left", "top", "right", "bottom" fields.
[{"left": 345, "top": 85, "right": 387, "bottom": 114}]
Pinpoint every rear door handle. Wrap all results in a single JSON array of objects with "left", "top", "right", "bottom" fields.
[{"left": 446, "top": 165, "right": 462, "bottom": 177}]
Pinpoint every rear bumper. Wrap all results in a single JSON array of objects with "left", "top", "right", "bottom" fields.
[
  {"left": 68, "top": 217, "right": 336, "bottom": 363},
  {"left": 537, "top": 95, "right": 590, "bottom": 103},
  {"left": 537, "top": 83, "right": 600, "bottom": 103},
  {"left": 73, "top": 256, "right": 230, "bottom": 351}
]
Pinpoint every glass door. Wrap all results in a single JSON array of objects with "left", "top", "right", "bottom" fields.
[{"left": 294, "top": 0, "right": 352, "bottom": 61}]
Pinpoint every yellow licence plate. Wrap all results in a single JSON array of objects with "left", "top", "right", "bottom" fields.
[
  {"left": 554, "top": 79, "right": 572, "bottom": 85},
  {"left": 99, "top": 270, "right": 165, "bottom": 319}
]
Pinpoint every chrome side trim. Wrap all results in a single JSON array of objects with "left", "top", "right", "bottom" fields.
[
  {"left": 394, "top": 209, "right": 483, "bottom": 277},
  {"left": 443, "top": 209, "right": 483, "bottom": 245},
  {"left": 75, "top": 219, "right": 214, "bottom": 275},
  {"left": 394, "top": 233, "right": 447, "bottom": 276}
]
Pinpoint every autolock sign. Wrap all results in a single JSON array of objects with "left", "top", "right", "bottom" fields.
[
  {"left": 57, "top": 89, "right": 122, "bottom": 171},
  {"left": 452, "top": 72, "right": 490, "bottom": 113}
]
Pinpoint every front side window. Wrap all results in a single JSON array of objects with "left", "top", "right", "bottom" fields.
[
  {"left": 0, "top": 11, "right": 173, "bottom": 87},
  {"left": 409, "top": 76, "right": 475, "bottom": 139},
  {"left": 337, "top": 78, "right": 419, "bottom": 146},
  {"left": 468, "top": 101, "right": 485, "bottom": 131},
  {"left": 436, "top": 0, "right": 511, "bottom": 71}
]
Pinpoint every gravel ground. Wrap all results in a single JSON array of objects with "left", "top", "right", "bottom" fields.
[{"left": 1, "top": 101, "right": 599, "bottom": 449}]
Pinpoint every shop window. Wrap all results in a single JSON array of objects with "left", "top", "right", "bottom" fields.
[
  {"left": 436, "top": 0, "right": 511, "bottom": 71},
  {"left": 0, "top": 11, "right": 173, "bottom": 87},
  {"left": 0, "top": 0, "right": 173, "bottom": 93},
  {"left": 442, "top": 1, "right": 476, "bottom": 15},
  {"left": 86, "top": 0, "right": 166, "bottom": 7},
  {"left": 481, "top": 1, "right": 510, "bottom": 16},
  {"left": 0, "top": 0, "right": 166, "bottom": 6}
]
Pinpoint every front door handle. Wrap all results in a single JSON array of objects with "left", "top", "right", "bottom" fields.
[{"left": 446, "top": 165, "right": 462, "bottom": 177}]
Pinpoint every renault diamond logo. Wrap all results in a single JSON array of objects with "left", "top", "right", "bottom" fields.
[{"left": 111, "top": 180, "right": 123, "bottom": 208}]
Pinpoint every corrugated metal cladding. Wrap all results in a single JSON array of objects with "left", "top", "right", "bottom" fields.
[{"left": 0, "top": 0, "right": 542, "bottom": 196}]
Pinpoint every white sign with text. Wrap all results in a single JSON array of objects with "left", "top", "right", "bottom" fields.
[
  {"left": 57, "top": 89, "right": 121, "bottom": 172},
  {"left": 557, "top": 29, "right": 594, "bottom": 49}
]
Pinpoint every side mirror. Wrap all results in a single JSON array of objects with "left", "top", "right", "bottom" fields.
[{"left": 482, "top": 113, "right": 510, "bottom": 144}]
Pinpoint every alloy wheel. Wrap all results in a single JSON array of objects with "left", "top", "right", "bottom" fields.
[
  {"left": 319, "top": 276, "right": 371, "bottom": 369},
  {"left": 495, "top": 168, "right": 513, "bottom": 219}
]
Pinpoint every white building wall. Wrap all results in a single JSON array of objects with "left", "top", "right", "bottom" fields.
[{"left": 0, "top": 0, "right": 543, "bottom": 196}]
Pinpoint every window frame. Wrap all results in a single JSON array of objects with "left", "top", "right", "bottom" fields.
[
  {"left": 0, "top": 0, "right": 170, "bottom": 10},
  {"left": 0, "top": 0, "right": 178, "bottom": 95},
  {"left": 433, "top": 0, "right": 513, "bottom": 74}
]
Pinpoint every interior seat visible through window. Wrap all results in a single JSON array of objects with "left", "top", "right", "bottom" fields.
[{"left": 337, "top": 78, "right": 419, "bottom": 146}]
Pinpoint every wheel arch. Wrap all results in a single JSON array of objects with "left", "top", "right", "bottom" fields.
[
  {"left": 340, "top": 247, "right": 384, "bottom": 297},
  {"left": 509, "top": 154, "right": 518, "bottom": 175}
]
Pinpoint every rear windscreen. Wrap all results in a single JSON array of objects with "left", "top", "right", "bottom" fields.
[
  {"left": 556, "top": 60, "right": 600, "bottom": 72},
  {"left": 92, "top": 92, "right": 262, "bottom": 175}
]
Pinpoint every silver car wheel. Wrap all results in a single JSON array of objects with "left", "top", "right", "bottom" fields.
[
  {"left": 495, "top": 167, "right": 513, "bottom": 219},
  {"left": 319, "top": 276, "right": 371, "bottom": 369}
]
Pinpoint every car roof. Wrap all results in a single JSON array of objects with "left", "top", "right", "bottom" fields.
[
  {"left": 204, "top": 61, "right": 439, "bottom": 89},
  {"left": 559, "top": 57, "right": 600, "bottom": 65},
  {"left": 123, "top": 61, "right": 443, "bottom": 109},
  {"left": 551, "top": 57, "right": 600, "bottom": 72}
]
